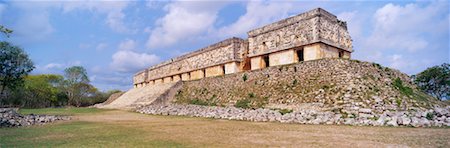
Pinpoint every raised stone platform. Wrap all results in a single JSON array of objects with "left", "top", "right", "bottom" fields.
[{"left": 98, "top": 82, "right": 182, "bottom": 110}]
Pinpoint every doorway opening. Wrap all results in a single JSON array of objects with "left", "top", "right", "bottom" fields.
[
  {"left": 222, "top": 65, "right": 226, "bottom": 75},
  {"left": 296, "top": 48, "right": 304, "bottom": 62},
  {"left": 202, "top": 69, "right": 206, "bottom": 77},
  {"left": 263, "top": 55, "right": 270, "bottom": 68}
]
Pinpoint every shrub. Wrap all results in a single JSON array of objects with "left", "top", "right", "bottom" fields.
[
  {"left": 292, "top": 79, "right": 298, "bottom": 85},
  {"left": 235, "top": 98, "right": 251, "bottom": 109},
  {"left": 248, "top": 93, "right": 255, "bottom": 98},
  {"left": 372, "top": 63, "right": 382, "bottom": 69},
  {"left": 426, "top": 112, "right": 434, "bottom": 120},
  {"left": 242, "top": 74, "right": 248, "bottom": 81},
  {"left": 189, "top": 99, "right": 208, "bottom": 106},
  {"left": 392, "top": 78, "right": 414, "bottom": 96},
  {"left": 396, "top": 98, "right": 402, "bottom": 107},
  {"left": 255, "top": 96, "right": 269, "bottom": 108},
  {"left": 278, "top": 109, "right": 293, "bottom": 115}
]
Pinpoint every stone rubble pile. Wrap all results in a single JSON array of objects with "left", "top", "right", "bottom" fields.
[
  {"left": 138, "top": 104, "right": 450, "bottom": 127},
  {"left": 0, "top": 108, "right": 70, "bottom": 128}
]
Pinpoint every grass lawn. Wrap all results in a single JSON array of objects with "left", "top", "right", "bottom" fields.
[{"left": 1, "top": 108, "right": 449, "bottom": 147}]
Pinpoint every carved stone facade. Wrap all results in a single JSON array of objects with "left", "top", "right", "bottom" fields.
[{"left": 133, "top": 8, "right": 353, "bottom": 88}]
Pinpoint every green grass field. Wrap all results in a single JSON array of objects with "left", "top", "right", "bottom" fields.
[
  {"left": 2, "top": 108, "right": 183, "bottom": 147},
  {"left": 18, "top": 107, "right": 110, "bottom": 116},
  {"left": 1, "top": 108, "right": 449, "bottom": 147}
]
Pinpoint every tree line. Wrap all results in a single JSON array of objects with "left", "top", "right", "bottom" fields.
[{"left": 0, "top": 25, "right": 121, "bottom": 108}]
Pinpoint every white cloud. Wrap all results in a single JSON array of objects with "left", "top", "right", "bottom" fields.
[
  {"left": 112, "top": 38, "right": 160, "bottom": 73},
  {"left": 217, "top": 1, "right": 293, "bottom": 37},
  {"left": 62, "top": 1, "right": 133, "bottom": 33},
  {"left": 96, "top": 43, "right": 108, "bottom": 51},
  {"left": 350, "top": 1, "right": 449, "bottom": 75},
  {"left": 44, "top": 63, "right": 64, "bottom": 70},
  {"left": 110, "top": 50, "right": 160, "bottom": 73},
  {"left": 367, "top": 2, "right": 448, "bottom": 52},
  {"left": 118, "top": 39, "right": 136, "bottom": 51},
  {"left": 34, "top": 61, "right": 82, "bottom": 74},
  {"left": 338, "top": 11, "right": 363, "bottom": 39},
  {"left": 146, "top": 1, "right": 228, "bottom": 48}
]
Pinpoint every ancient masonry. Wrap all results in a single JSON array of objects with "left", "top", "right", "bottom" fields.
[{"left": 133, "top": 8, "right": 353, "bottom": 88}]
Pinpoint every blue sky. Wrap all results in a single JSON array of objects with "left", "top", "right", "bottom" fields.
[{"left": 0, "top": 0, "right": 449, "bottom": 91}]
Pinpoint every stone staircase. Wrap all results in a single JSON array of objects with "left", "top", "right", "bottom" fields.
[{"left": 99, "top": 82, "right": 181, "bottom": 110}]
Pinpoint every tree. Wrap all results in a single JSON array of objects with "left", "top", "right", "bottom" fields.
[
  {"left": 0, "top": 25, "right": 13, "bottom": 37},
  {"left": 414, "top": 63, "right": 450, "bottom": 100},
  {"left": 63, "top": 66, "right": 90, "bottom": 106},
  {"left": 19, "top": 74, "right": 64, "bottom": 108},
  {"left": 0, "top": 42, "right": 34, "bottom": 98}
]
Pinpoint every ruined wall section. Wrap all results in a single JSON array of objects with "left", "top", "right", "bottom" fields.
[
  {"left": 317, "top": 13, "right": 352, "bottom": 51},
  {"left": 247, "top": 8, "right": 352, "bottom": 58},
  {"left": 134, "top": 38, "right": 245, "bottom": 85},
  {"left": 133, "top": 70, "right": 147, "bottom": 85}
]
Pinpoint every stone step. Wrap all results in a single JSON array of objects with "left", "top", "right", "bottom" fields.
[{"left": 99, "top": 82, "right": 179, "bottom": 110}]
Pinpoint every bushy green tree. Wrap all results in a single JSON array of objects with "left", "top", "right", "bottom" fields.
[
  {"left": 413, "top": 63, "right": 450, "bottom": 100},
  {"left": 63, "top": 66, "right": 93, "bottom": 107},
  {"left": 20, "top": 75, "right": 65, "bottom": 108},
  {"left": 0, "top": 41, "right": 34, "bottom": 99}
]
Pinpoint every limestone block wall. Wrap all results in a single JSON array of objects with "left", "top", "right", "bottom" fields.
[
  {"left": 173, "top": 75, "right": 181, "bottom": 82},
  {"left": 250, "top": 56, "right": 264, "bottom": 70},
  {"left": 133, "top": 71, "right": 147, "bottom": 85},
  {"left": 225, "top": 62, "right": 240, "bottom": 74},
  {"left": 205, "top": 65, "right": 224, "bottom": 77},
  {"left": 155, "top": 79, "right": 163, "bottom": 85},
  {"left": 181, "top": 73, "right": 190, "bottom": 81},
  {"left": 190, "top": 69, "right": 205, "bottom": 80},
  {"left": 268, "top": 49, "right": 296, "bottom": 67},
  {"left": 134, "top": 38, "right": 245, "bottom": 85},
  {"left": 163, "top": 77, "right": 172, "bottom": 83},
  {"left": 133, "top": 8, "right": 353, "bottom": 87},
  {"left": 247, "top": 8, "right": 352, "bottom": 58}
]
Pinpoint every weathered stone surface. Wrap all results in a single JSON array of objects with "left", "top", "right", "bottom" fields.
[
  {"left": 137, "top": 104, "right": 450, "bottom": 127},
  {"left": 175, "top": 59, "right": 441, "bottom": 112},
  {"left": 0, "top": 108, "right": 69, "bottom": 128},
  {"left": 134, "top": 38, "right": 246, "bottom": 85},
  {"left": 133, "top": 8, "right": 353, "bottom": 87},
  {"left": 98, "top": 82, "right": 182, "bottom": 110},
  {"left": 248, "top": 8, "right": 352, "bottom": 58}
]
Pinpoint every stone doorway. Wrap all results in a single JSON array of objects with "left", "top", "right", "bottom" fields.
[
  {"left": 263, "top": 55, "right": 270, "bottom": 68},
  {"left": 296, "top": 48, "right": 304, "bottom": 62}
]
